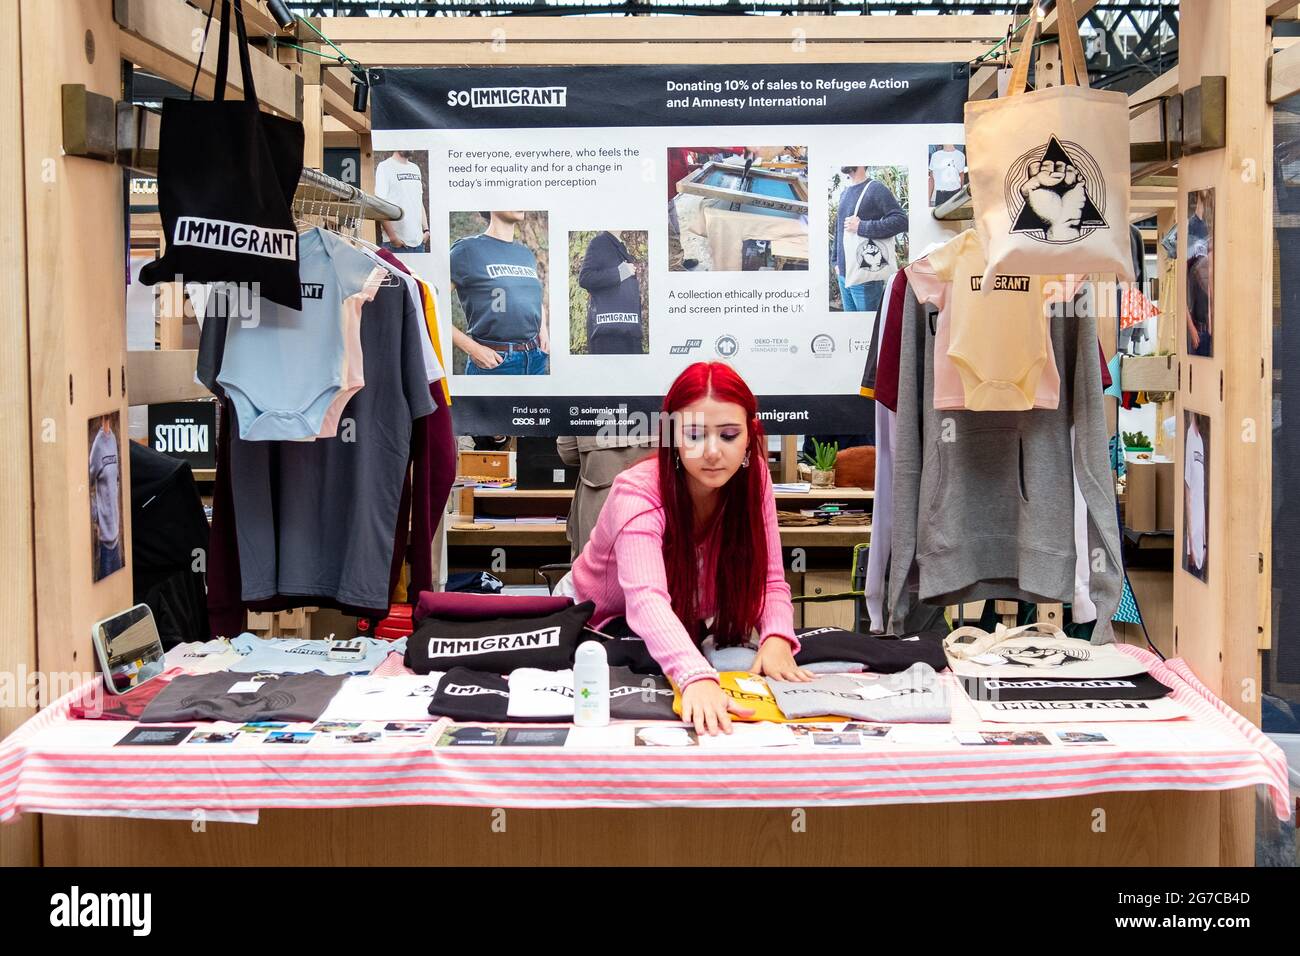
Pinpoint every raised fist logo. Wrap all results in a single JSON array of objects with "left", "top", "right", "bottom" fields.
[
  {"left": 1006, "top": 136, "right": 1107, "bottom": 244},
  {"left": 856, "top": 237, "right": 888, "bottom": 271}
]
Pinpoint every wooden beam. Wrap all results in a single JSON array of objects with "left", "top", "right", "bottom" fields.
[
  {"left": 1043, "top": 0, "right": 1100, "bottom": 36},
  {"left": 0, "top": 0, "right": 39, "bottom": 870},
  {"left": 317, "top": 15, "right": 1015, "bottom": 44},
  {"left": 322, "top": 66, "right": 369, "bottom": 134},
  {"left": 968, "top": 64, "right": 1001, "bottom": 101},
  {"left": 339, "top": 42, "right": 992, "bottom": 67},
  {"left": 188, "top": 0, "right": 287, "bottom": 40},
  {"left": 1267, "top": 0, "right": 1299, "bottom": 17},
  {"left": 1130, "top": 66, "right": 1180, "bottom": 104},
  {"left": 1270, "top": 38, "right": 1300, "bottom": 102},
  {"left": 116, "top": 0, "right": 300, "bottom": 119}
]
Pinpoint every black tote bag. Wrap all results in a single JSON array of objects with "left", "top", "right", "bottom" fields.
[{"left": 140, "top": 0, "right": 304, "bottom": 309}]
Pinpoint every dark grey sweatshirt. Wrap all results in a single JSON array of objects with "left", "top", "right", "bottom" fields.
[{"left": 887, "top": 285, "right": 1122, "bottom": 641}]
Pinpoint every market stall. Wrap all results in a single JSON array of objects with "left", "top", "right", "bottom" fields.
[{"left": 0, "top": 0, "right": 1288, "bottom": 870}]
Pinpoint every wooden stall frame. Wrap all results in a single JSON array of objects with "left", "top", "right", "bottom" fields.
[{"left": 0, "top": 1, "right": 1281, "bottom": 869}]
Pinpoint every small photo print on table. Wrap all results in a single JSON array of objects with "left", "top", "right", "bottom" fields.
[
  {"left": 667, "top": 146, "right": 809, "bottom": 273},
  {"left": 635, "top": 725, "right": 699, "bottom": 747},
  {"left": 449, "top": 210, "right": 551, "bottom": 376},
  {"left": 1182, "top": 410, "right": 1210, "bottom": 582},
  {"left": 830, "top": 164, "right": 910, "bottom": 314},
  {"left": 927, "top": 143, "right": 968, "bottom": 208},
  {"left": 569, "top": 229, "right": 650, "bottom": 356},
  {"left": 373, "top": 149, "right": 431, "bottom": 255},
  {"left": 1186, "top": 188, "right": 1214, "bottom": 357},
  {"left": 88, "top": 411, "right": 125, "bottom": 583}
]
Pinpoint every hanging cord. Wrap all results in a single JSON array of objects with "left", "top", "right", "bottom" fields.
[
  {"left": 276, "top": 15, "right": 366, "bottom": 77},
  {"left": 189, "top": 0, "right": 219, "bottom": 99}
]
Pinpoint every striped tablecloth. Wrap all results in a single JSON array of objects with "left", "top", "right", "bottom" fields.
[{"left": 0, "top": 646, "right": 1290, "bottom": 822}]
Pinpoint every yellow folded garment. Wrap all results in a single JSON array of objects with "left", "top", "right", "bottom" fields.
[{"left": 671, "top": 672, "right": 845, "bottom": 723}]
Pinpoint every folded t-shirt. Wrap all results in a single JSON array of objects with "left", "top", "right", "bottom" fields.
[
  {"left": 592, "top": 617, "right": 664, "bottom": 675},
  {"left": 228, "top": 633, "right": 401, "bottom": 676},
  {"left": 793, "top": 626, "right": 949, "bottom": 673},
  {"left": 428, "top": 668, "right": 511, "bottom": 722},
  {"left": 406, "top": 601, "right": 594, "bottom": 674},
  {"left": 506, "top": 668, "right": 575, "bottom": 720},
  {"left": 609, "top": 667, "right": 677, "bottom": 721},
  {"left": 704, "top": 640, "right": 865, "bottom": 674},
  {"left": 319, "top": 674, "right": 445, "bottom": 722},
  {"left": 139, "top": 672, "right": 347, "bottom": 723},
  {"left": 70, "top": 669, "right": 183, "bottom": 720},
  {"left": 671, "top": 672, "right": 844, "bottom": 724},
  {"left": 414, "top": 591, "right": 574, "bottom": 623},
  {"left": 767, "top": 664, "right": 951, "bottom": 723}
]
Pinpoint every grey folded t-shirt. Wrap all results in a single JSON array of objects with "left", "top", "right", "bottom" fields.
[
  {"left": 140, "top": 671, "right": 347, "bottom": 724},
  {"left": 705, "top": 643, "right": 864, "bottom": 674},
  {"left": 767, "top": 663, "right": 951, "bottom": 723}
]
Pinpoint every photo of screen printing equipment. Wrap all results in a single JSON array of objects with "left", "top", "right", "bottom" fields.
[
  {"left": 673, "top": 157, "right": 809, "bottom": 271},
  {"left": 675, "top": 160, "right": 809, "bottom": 217}
]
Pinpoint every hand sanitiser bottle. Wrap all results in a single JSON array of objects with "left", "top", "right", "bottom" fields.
[{"left": 573, "top": 641, "right": 610, "bottom": 727}]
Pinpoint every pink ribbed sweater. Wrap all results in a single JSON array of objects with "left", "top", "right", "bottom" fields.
[{"left": 571, "top": 457, "right": 798, "bottom": 688}]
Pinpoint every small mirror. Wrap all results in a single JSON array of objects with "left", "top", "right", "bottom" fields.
[{"left": 90, "top": 603, "right": 165, "bottom": 695}]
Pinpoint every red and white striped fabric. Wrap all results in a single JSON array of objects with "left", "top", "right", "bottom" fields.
[{"left": 0, "top": 647, "right": 1290, "bottom": 822}]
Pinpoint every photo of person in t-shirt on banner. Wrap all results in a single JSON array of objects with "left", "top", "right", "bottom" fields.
[
  {"left": 927, "top": 143, "right": 968, "bottom": 207},
  {"left": 449, "top": 210, "right": 551, "bottom": 376},
  {"left": 829, "top": 164, "right": 909, "bottom": 314},
  {"left": 569, "top": 229, "right": 649, "bottom": 356},
  {"left": 1182, "top": 410, "right": 1210, "bottom": 583},
  {"left": 373, "top": 149, "right": 430, "bottom": 254},
  {"left": 88, "top": 411, "right": 125, "bottom": 582}
]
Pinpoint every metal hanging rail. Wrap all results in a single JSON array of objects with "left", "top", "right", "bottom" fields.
[{"left": 296, "top": 166, "right": 401, "bottom": 221}]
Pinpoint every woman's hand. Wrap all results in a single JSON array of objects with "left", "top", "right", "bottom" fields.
[
  {"left": 749, "top": 636, "right": 814, "bottom": 682},
  {"left": 680, "top": 679, "right": 753, "bottom": 736}
]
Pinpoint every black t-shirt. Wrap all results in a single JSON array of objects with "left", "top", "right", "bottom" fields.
[
  {"left": 139, "top": 672, "right": 346, "bottom": 723},
  {"left": 449, "top": 233, "right": 543, "bottom": 344},
  {"left": 579, "top": 231, "right": 642, "bottom": 346},
  {"left": 428, "top": 668, "right": 510, "bottom": 722},
  {"left": 794, "top": 626, "right": 950, "bottom": 672},
  {"left": 406, "top": 601, "right": 594, "bottom": 674}
]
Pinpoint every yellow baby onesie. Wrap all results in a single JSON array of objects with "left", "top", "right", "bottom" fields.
[{"left": 928, "top": 230, "right": 1071, "bottom": 412}]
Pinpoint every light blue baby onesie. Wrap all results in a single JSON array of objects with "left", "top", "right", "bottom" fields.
[{"left": 216, "top": 227, "right": 375, "bottom": 441}]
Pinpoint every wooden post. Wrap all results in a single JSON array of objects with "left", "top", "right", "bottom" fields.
[
  {"left": 0, "top": 0, "right": 39, "bottom": 870},
  {"left": 20, "top": 0, "right": 131, "bottom": 686},
  {"left": 1173, "top": 0, "right": 1273, "bottom": 866}
]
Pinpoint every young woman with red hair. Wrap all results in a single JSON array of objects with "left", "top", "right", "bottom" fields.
[{"left": 568, "top": 362, "right": 812, "bottom": 735}]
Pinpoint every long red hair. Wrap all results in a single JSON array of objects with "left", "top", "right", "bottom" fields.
[{"left": 656, "top": 362, "right": 769, "bottom": 647}]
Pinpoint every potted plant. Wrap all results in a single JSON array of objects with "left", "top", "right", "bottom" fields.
[{"left": 801, "top": 438, "right": 838, "bottom": 489}]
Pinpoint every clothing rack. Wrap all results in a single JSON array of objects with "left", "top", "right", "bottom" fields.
[{"left": 295, "top": 166, "right": 400, "bottom": 222}]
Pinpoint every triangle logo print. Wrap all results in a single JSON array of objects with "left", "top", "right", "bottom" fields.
[{"left": 1006, "top": 135, "right": 1108, "bottom": 244}]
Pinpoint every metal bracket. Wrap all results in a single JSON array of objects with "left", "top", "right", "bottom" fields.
[{"left": 61, "top": 84, "right": 117, "bottom": 162}]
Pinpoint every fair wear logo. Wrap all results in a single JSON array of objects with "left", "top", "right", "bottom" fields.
[
  {"left": 49, "top": 887, "right": 151, "bottom": 936},
  {"left": 669, "top": 338, "right": 702, "bottom": 355}
]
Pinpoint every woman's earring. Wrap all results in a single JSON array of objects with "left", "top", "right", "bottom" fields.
[
  {"left": 675, "top": 453, "right": 683, "bottom": 470},
  {"left": 742, "top": 451, "right": 750, "bottom": 468}
]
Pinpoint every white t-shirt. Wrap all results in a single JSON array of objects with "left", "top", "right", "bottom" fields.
[
  {"left": 1184, "top": 421, "right": 1207, "bottom": 570},
  {"left": 320, "top": 675, "right": 444, "bottom": 722},
  {"left": 929, "top": 149, "right": 966, "bottom": 193},
  {"left": 89, "top": 426, "right": 121, "bottom": 546},
  {"left": 375, "top": 156, "right": 425, "bottom": 246}
]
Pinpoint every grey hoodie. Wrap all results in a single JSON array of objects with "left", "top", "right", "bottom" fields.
[{"left": 887, "top": 285, "right": 1121, "bottom": 641}]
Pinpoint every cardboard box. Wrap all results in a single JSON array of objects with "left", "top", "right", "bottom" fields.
[
  {"left": 1126, "top": 457, "right": 1175, "bottom": 532},
  {"left": 459, "top": 450, "right": 511, "bottom": 479},
  {"left": 1125, "top": 458, "right": 1159, "bottom": 532}
]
